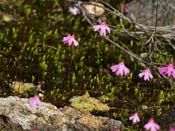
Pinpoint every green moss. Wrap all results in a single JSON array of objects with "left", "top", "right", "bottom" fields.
[{"left": 69, "top": 91, "right": 109, "bottom": 111}]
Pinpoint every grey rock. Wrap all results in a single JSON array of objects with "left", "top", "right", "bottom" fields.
[
  {"left": 126, "top": 0, "right": 175, "bottom": 26},
  {"left": 0, "top": 96, "right": 124, "bottom": 131}
]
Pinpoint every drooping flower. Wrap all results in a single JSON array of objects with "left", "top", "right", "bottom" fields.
[
  {"left": 62, "top": 34, "right": 79, "bottom": 47},
  {"left": 158, "top": 63, "right": 175, "bottom": 78},
  {"left": 138, "top": 68, "right": 153, "bottom": 81},
  {"left": 28, "top": 95, "right": 42, "bottom": 108},
  {"left": 93, "top": 21, "right": 111, "bottom": 36},
  {"left": 110, "top": 60, "right": 130, "bottom": 76},
  {"left": 69, "top": 6, "right": 80, "bottom": 15},
  {"left": 129, "top": 112, "right": 140, "bottom": 124},
  {"left": 144, "top": 118, "right": 160, "bottom": 131}
]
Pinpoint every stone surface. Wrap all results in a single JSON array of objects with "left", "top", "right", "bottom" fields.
[
  {"left": 0, "top": 96, "right": 124, "bottom": 131},
  {"left": 80, "top": 1, "right": 105, "bottom": 16},
  {"left": 126, "top": 0, "right": 175, "bottom": 26}
]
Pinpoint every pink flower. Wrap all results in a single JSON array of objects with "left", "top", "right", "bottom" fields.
[
  {"left": 144, "top": 118, "right": 160, "bottom": 131},
  {"left": 158, "top": 63, "right": 175, "bottom": 78},
  {"left": 93, "top": 21, "right": 111, "bottom": 36},
  {"left": 28, "top": 95, "right": 42, "bottom": 108},
  {"left": 138, "top": 68, "right": 153, "bottom": 81},
  {"left": 62, "top": 34, "right": 79, "bottom": 46},
  {"left": 129, "top": 112, "right": 140, "bottom": 124},
  {"left": 69, "top": 7, "right": 80, "bottom": 15},
  {"left": 170, "top": 127, "right": 175, "bottom": 131},
  {"left": 110, "top": 60, "right": 130, "bottom": 76}
]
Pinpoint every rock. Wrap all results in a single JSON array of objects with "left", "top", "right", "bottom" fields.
[
  {"left": 80, "top": 1, "right": 105, "bottom": 16},
  {"left": 0, "top": 96, "right": 124, "bottom": 131},
  {"left": 126, "top": 0, "right": 175, "bottom": 26}
]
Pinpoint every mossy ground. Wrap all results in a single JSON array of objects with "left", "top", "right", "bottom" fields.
[{"left": 0, "top": 0, "right": 175, "bottom": 130}]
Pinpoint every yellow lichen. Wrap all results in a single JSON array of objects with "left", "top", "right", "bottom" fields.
[
  {"left": 10, "top": 81, "right": 34, "bottom": 94},
  {"left": 69, "top": 91, "right": 109, "bottom": 111}
]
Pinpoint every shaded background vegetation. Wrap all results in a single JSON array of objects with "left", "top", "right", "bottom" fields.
[{"left": 0, "top": 0, "right": 175, "bottom": 130}]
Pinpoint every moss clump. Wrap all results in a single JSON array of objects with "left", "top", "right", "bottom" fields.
[{"left": 69, "top": 91, "right": 109, "bottom": 111}]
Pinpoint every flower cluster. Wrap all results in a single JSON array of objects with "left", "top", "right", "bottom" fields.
[
  {"left": 65, "top": 4, "right": 175, "bottom": 81},
  {"left": 62, "top": 21, "right": 111, "bottom": 47},
  {"left": 110, "top": 60, "right": 175, "bottom": 81},
  {"left": 129, "top": 113, "right": 160, "bottom": 131},
  {"left": 110, "top": 60, "right": 154, "bottom": 81},
  {"left": 27, "top": 5, "right": 175, "bottom": 131}
]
